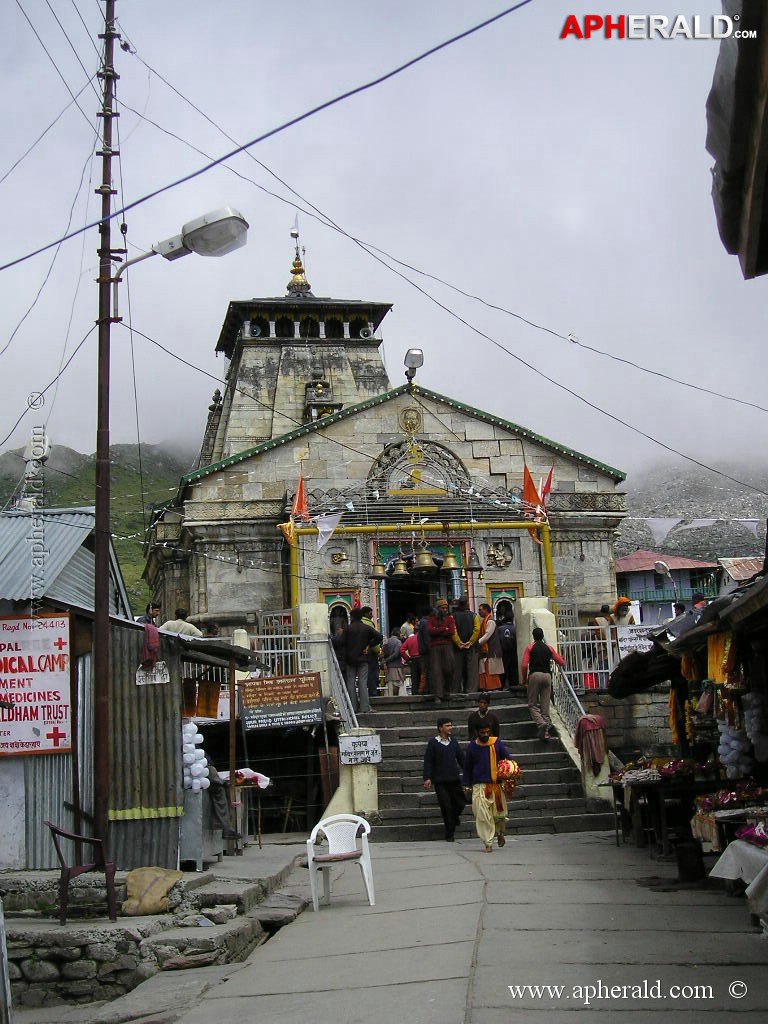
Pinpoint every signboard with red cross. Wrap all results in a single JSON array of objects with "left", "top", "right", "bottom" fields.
[{"left": 0, "top": 613, "right": 71, "bottom": 756}]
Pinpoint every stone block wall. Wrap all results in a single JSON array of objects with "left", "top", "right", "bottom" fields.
[
  {"left": 7, "top": 919, "right": 161, "bottom": 1008},
  {"left": 581, "top": 687, "right": 674, "bottom": 757}
]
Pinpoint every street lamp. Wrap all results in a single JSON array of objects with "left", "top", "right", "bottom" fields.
[
  {"left": 654, "top": 559, "right": 679, "bottom": 609},
  {"left": 112, "top": 208, "right": 249, "bottom": 316},
  {"left": 93, "top": 205, "right": 248, "bottom": 843}
]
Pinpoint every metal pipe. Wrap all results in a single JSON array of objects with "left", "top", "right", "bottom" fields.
[
  {"left": 289, "top": 534, "right": 300, "bottom": 608},
  {"left": 541, "top": 522, "right": 557, "bottom": 602},
  {"left": 111, "top": 249, "right": 156, "bottom": 318}
]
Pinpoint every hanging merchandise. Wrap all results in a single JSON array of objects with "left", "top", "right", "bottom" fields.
[
  {"left": 181, "top": 721, "right": 211, "bottom": 792},
  {"left": 708, "top": 633, "right": 729, "bottom": 684},
  {"left": 716, "top": 719, "right": 753, "bottom": 781}
]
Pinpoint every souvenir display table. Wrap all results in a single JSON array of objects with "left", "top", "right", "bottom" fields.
[{"left": 607, "top": 763, "right": 724, "bottom": 857}]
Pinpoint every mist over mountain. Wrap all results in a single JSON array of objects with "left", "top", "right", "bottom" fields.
[
  {"left": 0, "top": 442, "right": 190, "bottom": 610},
  {"left": 617, "top": 460, "right": 768, "bottom": 562},
  {"left": 0, "top": 443, "right": 764, "bottom": 609}
]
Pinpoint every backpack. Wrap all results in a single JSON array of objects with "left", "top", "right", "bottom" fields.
[
  {"left": 528, "top": 639, "right": 553, "bottom": 674},
  {"left": 498, "top": 622, "right": 515, "bottom": 652}
]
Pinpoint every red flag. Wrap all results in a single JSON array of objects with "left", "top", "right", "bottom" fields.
[
  {"left": 523, "top": 464, "right": 544, "bottom": 545},
  {"left": 352, "top": 588, "right": 362, "bottom": 609},
  {"left": 291, "top": 472, "right": 310, "bottom": 521},
  {"left": 540, "top": 463, "right": 554, "bottom": 506}
]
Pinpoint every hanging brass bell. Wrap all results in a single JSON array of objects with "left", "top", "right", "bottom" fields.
[
  {"left": 466, "top": 546, "right": 483, "bottom": 573},
  {"left": 412, "top": 544, "right": 435, "bottom": 573},
  {"left": 369, "top": 561, "right": 387, "bottom": 580},
  {"left": 441, "top": 550, "right": 459, "bottom": 571},
  {"left": 391, "top": 557, "right": 409, "bottom": 578}
]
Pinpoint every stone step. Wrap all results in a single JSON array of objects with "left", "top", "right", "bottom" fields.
[
  {"left": 378, "top": 801, "right": 592, "bottom": 822},
  {"left": 379, "top": 791, "right": 590, "bottom": 814},
  {"left": 378, "top": 781, "right": 585, "bottom": 803},
  {"left": 367, "top": 689, "right": 529, "bottom": 711},
  {"left": 373, "top": 734, "right": 564, "bottom": 758},
  {"left": 379, "top": 763, "right": 581, "bottom": 787},
  {"left": 140, "top": 913, "right": 268, "bottom": 971},
  {"left": 362, "top": 691, "right": 614, "bottom": 840},
  {"left": 370, "top": 812, "right": 615, "bottom": 843}
]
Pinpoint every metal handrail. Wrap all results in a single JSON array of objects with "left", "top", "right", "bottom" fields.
[
  {"left": 551, "top": 664, "right": 587, "bottom": 740},
  {"left": 324, "top": 641, "right": 358, "bottom": 732}
]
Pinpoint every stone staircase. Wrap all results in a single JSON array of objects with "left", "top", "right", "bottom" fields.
[{"left": 358, "top": 691, "right": 615, "bottom": 841}]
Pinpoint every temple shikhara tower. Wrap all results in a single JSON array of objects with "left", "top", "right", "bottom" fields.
[{"left": 144, "top": 236, "right": 626, "bottom": 634}]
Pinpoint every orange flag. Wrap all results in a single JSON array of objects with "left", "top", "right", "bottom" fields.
[
  {"left": 523, "top": 464, "right": 544, "bottom": 545},
  {"left": 291, "top": 472, "right": 310, "bottom": 521}
]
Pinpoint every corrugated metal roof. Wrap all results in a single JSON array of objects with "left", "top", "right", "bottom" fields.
[
  {"left": 0, "top": 507, "right": 131, "bottom": 615},
  {"left": 718, "top": 556, "right": 764, "bottom": 582},
  {"left": 0, "top": 508, "right": 94, "bottom": 601},
  {"left": 615, "top": 549, "right": 719, "bottom": 573}
]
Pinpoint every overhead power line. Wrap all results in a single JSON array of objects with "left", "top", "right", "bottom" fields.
[
  {"left": 0, "top": 2, "right": 534, "bottom": 272},
  {"left": 118, "top": 48, "right": 768, "bottom": 421}
]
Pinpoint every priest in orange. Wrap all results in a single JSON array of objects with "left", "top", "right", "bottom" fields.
[
  {"left": 477, "top": 603, "right": 503, "bottom": 691},
  {"left": 463, "top": 722, "right": 511, "bottom": 851}
]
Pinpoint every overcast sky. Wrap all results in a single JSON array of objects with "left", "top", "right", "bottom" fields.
[{"left": 1, "top": 0, "right": 765, "bottom": 490}]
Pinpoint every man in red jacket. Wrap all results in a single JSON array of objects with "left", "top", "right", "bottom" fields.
[
  {"left": 521, "top": 626, "right": 565, "bottom": 740},
  {"left": 427, "top": 598, "right": 456, "bottom": 702}
]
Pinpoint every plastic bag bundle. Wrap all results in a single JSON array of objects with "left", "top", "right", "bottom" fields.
[
  {"left": 717, "top": 720, "right": 753, "bottom": 780},
  {"left": 181, "top": 721, "right": 211, "bottom": 791}
]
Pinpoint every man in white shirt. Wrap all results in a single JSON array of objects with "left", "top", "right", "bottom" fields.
[{"left": 159, "top": 608, "right": 203, "bottom": 637}]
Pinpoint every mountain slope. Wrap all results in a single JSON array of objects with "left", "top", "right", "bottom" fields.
[
  {"left": 617, "top": 460, "right": 768, "bottom": 561},
  {"left": 0, "top": 443, "right": 190, "bottom": 611}
]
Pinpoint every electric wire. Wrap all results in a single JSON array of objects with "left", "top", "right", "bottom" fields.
[
  {"left": 70, "top": 0, "right": 104, "bottom": 61},
  {"left": 0, "top": 77, "right": 96, "bottom": 185},
  {"left": 0, "top": 2, "right": 533, "bottom": 272},
  {"left": 0, "top": 143, "right": 98, "bottom": 360},
  {"left": 6, "top": 6, "right": 764, "bottom": 507},
  {"left": 14, "top": 0, "right": 102, "bottom": 141},
  {"left": 120, "top": 50, "right": 768, "bottom": 420},
  {"left": 0, "top": 327, "right": 95, "bottom": 448},
  {"left": 122, "top": 321, "right": 535, "bottom": 518},
  {"left": 46, "top": 147, "right": 99, "bottom": 426},
  {"left": 112, "top": 50, "right": 768, "bottom": 479},
  {"left": 42, "top": 0, "right": 102, "bottom": 104}
]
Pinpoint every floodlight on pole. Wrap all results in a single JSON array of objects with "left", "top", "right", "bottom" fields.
[
  {"left": 93, "top": 110, "right": 249, "bottom": 847},
  {"left": 404, "top": 348, "right": 424, "bottom": 383}
]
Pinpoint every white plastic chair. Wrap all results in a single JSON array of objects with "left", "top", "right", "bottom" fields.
[{"left": 306, "top": 813, "right": 375, "bottom": 912}]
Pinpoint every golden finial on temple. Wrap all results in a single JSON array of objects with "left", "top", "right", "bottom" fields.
[{"left": 287, "top": 214, "right": 312, "bottom": 296}]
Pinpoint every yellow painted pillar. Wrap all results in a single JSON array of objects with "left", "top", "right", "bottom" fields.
[{"left": 540, "top": 522, "right": 557, "bottom": 606}]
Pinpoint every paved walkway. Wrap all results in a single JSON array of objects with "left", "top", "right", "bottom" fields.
[{"left": 14, "top": 831, "right": 768, "bottom": 1023}]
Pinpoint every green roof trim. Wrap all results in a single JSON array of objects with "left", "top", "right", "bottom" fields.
[{"left": 182, "top": 384, "right": 626, "bottom": 486}]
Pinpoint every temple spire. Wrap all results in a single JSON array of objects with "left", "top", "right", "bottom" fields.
[{"left": 286, "top": 216, "right": 313, "bottom": 296}]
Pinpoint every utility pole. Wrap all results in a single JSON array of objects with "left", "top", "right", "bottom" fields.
[{"left": 93, "top": 0, "right": 121, "bottom": 844}]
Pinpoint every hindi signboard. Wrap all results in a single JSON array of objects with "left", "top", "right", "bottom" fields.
[
  {"left": 338, "top": 734, "right": 382, "bottom": 765},
  {"left": 617, "top": 624, "right": 654, "bottom": 659},
  {"left": 240, "top": 672, "right": 322, "bottom": 730},
  {"left": 0, "top": 613, "right": 71, "bottom": 756}
]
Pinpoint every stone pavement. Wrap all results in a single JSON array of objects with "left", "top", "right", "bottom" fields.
[{"left": 12, "top": 831, "right": 768, "bottom": 1024}]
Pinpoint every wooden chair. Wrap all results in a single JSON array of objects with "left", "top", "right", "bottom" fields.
[{"left": 43, "top": 821, "right": 117, "bottom": 925}]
